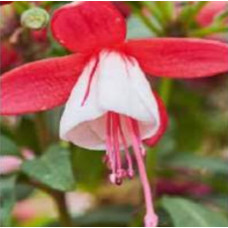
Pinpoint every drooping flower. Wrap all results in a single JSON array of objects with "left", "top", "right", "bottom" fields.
[{"left": 1, "top": 2, "right": 228, "bottom": 227}]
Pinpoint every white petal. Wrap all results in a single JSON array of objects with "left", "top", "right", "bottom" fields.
[
  {"left": 98, "top": 52, "right": 159, "bottom": 123},
  {"left": 60, "top": 58, "right": 106, "bottom": 149},
  {"left": 60, "top": 51, "right": 160, "bottom": 150}
]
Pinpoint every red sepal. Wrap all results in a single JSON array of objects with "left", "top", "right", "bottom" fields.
[
  {"left": 144, "top": 92, "right": 168, "bottom": 146},
  {"left": 125, "top": 38, "right": 228, "bottom": 78},
  {"left": 1, "top": 54, "right": 89, "bottom": 115}
]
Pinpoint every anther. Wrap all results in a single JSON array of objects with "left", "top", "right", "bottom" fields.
[
  {"left": 109, "top": 173, "right": 123, "bottom": 185},
  {"left": 109, "top": 173, "right": 116, "bottom": 184},
  {"left": 140, "top": 145, "right": 146, "bottom": 157},
  {"left": 127, "top": 168, "right": 135, "bottom": 179}
]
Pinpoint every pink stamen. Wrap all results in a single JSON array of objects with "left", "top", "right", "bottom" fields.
[
  {"left": 127, "top": 118, "right": 158, "bottom": 227},
  {"left": 117, "top": 115, "right": 134, "bottom": 178},
  {"left": 131, "top": 119, "right": 147, "bottom": 157},
  {"left": 141, "top": 146, "right": 146, "bottom": 157},
  {"left": 104, "top": 112, "right": 158, "bottom": 227},
  {"left": 112, "top": 113, "right": 125, "bottom": 185},
  {"left": 106, "top": 113, "right": 116, "bottom": 177},
  {"left": 81, "top": 57, "right": 99, "bottom": 106}
]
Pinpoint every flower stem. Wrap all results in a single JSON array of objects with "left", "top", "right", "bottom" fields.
[
  {"left": 52, "top": 191, "right": 73, "bottom": 227},
  {"left": 159, "top": 78, "right": 173, "bottom": 106},
  {"left": 34, "top": 112, "right": 50, "bottom": 151},
  {"left": 142, "top": 2, "right": 166, "bottom": 27},
  {"left": 154, "top": 2, "right": 175, "bottom": 22},
  {"left": 189, "top": 25, "right": 228, "bottom": 37}
]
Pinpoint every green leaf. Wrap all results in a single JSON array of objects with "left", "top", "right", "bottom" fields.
[
  {"left": 22, "top": 144, "right": 76, "bottom": 191},
  {"left": 155, "top": 2, "right": 174, "bottom": 21},
  {"left": 166, "top": 153, "right": 228, "bottom": 175},
  {"left": 142, "top": 2, "right": 166, "bottom": 26},
  {"left": 190, "top": 25, "right": 228, "bottom": 37},
  {"left": 0, "top": 135, "right": 20, "bottom": 156},
  {"left": 0, "top": 176, "right": 17, "bottom": 227},
  {"left": 161, "top": 197, "right": 228, "bottom": 227},
  {"left": 71, "top": 147, "right": 105, "bottom": 190}
]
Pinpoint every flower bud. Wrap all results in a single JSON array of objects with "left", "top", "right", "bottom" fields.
[{"left": 21, "top": 7, "right": 49, "bottom": 30}]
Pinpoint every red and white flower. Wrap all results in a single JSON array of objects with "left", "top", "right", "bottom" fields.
[{"left": 1, "top": 2, "right": 228, "bottom": 227}]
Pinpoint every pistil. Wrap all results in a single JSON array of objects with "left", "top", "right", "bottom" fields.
[{"left": 128, "top": 118, "right": 158, "bottom": 227}]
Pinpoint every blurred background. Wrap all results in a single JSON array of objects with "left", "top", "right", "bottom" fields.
[{"left": 0, "top": 1, "right": 228, "bottom": 227}]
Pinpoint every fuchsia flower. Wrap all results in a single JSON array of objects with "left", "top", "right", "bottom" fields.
[
  {"left": 1, "top": 2, "right": 228, "bottom": 227},
  {"left": 197, "top": 1, "right": 228, "bottom": 27}
]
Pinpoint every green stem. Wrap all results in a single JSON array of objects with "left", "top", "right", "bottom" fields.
[
  {"left": 137, "top": 12, "right": 163, "bottom": 36},
  {"left": 154, "top": 2, "right": 175, "bottom": 22},
  {"left": 189, "top": 26, "right": 228, "bottom": 37},
  {"left": 52, "top": 191, "right": 73, "bottom": 227},
  {"left": 159, "top": 78, "right": 173, "bottom": 106},
  {"left": 34, "top": 112, "right": 50, "bottom": 151},
  {"left": 187, "top": 2, "right": 208, "bottom": 27},
  {"left": 192, "top": 1, "right": 209, "bottom": 16},
  {"left": 142, "top": 1, "right": 166, "bottom": 27},
  {"left": 179, "top": 2, "right": 208, "bottom": 27}
]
